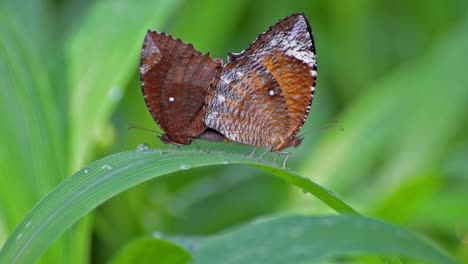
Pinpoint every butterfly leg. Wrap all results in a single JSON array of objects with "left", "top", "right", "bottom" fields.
[
  {"left": 274, "top": 151, "right": 290, "bottom": 169},
  {"left": 165, "top": 143, "right": 174, "bottom": 153},
  {"left": 273, "top": 152, "right": 281, "bottom": 163},
  {"left": 248, "top": 147, "right": 258, "bottom": 158},
  {"left": 193, "top": 140, "right": 210, "bottom": 153},
  {"left": 258, "top": 146, "right": 273, "bottom": 161},
  {"left": 168, "top": 143, "right": 181, "bottom": 152},
  {"left": 281, "top": 152, "right": 290, "bottom": 169}
]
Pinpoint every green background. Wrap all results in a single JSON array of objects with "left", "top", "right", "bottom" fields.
[{"left": 0, "top": 0, "right": 467, "bottom": 263}]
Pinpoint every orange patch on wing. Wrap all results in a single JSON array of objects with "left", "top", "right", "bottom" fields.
[{"left": 262, "top": 51, "right": 313, "bottom": 132}]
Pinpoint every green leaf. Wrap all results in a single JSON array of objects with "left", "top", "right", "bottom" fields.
[
  {"left": 0, "top": 6, "right": 70, "bottom": 264},
  {"left": 373, "top": 171, "right": 441, "bottom": 223},
  {"left": 0, "top": 6, "right": 64, "bottom": 223},
  {"left": 0, "top": 149, "right": 355, "bottom": 263},
  {"left": 298, "top": 12, "right": 468, "bottom": 194},
  {"left": 192, "top": 215, "right": 456, "bottom": 264},
  {"left": 0, "top": 1, "right": 184, "bottom": 263},
  {"left": 110, "top": 238, "right": 191, "bottom": 264}
]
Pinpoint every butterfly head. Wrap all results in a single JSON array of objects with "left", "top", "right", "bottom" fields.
[{"left": 159, "top": 134, "right": 191, "bottom": 145}]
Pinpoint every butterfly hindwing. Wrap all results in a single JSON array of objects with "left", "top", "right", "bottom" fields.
[{"left": 140, "top": 31, "right": 222, "bottom": 144}]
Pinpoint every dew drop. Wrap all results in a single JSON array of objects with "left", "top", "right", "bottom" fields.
[
  {"left": 108, "top": 86, "right": 123, "bottom": 102},
  {"left": 268, "top": 89, "right": 275, "bottom": 96},
  {"left": 326, "top": 189, "right": 338, "bottom": 197},
  {"left": 223, "top": 160, "right": 229, "bottom": 164},
  {"left": 168, "top": 96, "right": 175, "bottom": 102},
  {"left": 16, "top": 233, "right": 23, "bottom": 240},
  {"left": 136, "top": 144, "right": 151, "bottom": 152},
  {"left": 179, "top": 164, "right": 191, "bottom": 170},
  {"left": 102, "top": 164, "right": 112, "bottom": 170},
  {"left": 83, "top": 168, "right": 90, "bottom": 174}
]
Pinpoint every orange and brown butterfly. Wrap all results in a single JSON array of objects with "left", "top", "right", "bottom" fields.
[{"left": 203, "top": 13, "right": 317, "bottom": 153}]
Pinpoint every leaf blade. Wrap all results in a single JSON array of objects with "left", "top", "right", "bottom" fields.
[
  {"left": 0, "top": 150, "right": 355, "bottom": 263},
  {"left": 193, "top": 215, "right": 456, "bottom": 264}
]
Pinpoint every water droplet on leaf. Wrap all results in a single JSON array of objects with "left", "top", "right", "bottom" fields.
[
  {"left": 108, "top": 86, "right": 123, "bottom": 102},
  {"left": 136, "top": 144, "right": 151, "bottom": 152},
  {"left": 179, "top": 164, "right": 191, "bottom": 170}
]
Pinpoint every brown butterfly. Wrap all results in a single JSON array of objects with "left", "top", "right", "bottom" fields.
[
  {"left": 203, "top": 13, "right": 317, "bottom": 162},
  {"left": 140, "top": 31, "right": 225, "bottom": 145}
]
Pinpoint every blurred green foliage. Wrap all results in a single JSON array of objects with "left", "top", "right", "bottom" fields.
[{"left": 0, "top": 0, "right": 467, "bottom": 263}]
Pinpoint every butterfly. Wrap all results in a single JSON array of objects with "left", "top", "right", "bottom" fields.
[
  {"left": 140, "top": 30, "right": 225, "bottom": 145},
  {"left": 203, "top": 13, "right": 317, "bottom": 153},
  {"left": 140, "top": 13, "right": 317, "bottom": 167}
]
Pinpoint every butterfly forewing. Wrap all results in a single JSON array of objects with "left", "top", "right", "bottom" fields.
[
  {"left": 140, "top": 31, "right": 222, "bottom": 145},
  {"left": 204, "top": 13, "right": 317, "bottom": 151}
]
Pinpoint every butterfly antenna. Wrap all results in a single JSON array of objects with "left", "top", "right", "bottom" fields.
[
  {"left": 296, "top": 129, "right": 315, "bottom": 139},
  {"left": 296, "top": 120, "right": 344, "bottom": 139},
  {"left": 319, "top": 120, "right": 344, "bottom": 132},
  {"left": 128, "top": 124, "right": 163, "bottom": 136}
]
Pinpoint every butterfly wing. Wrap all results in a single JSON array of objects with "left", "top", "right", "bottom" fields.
[
  {"left": 204, "top": 13, "right": 317, "bottom": 151},
  {"left": 140, "top": 31, "right": 222, "bottom": 144}
]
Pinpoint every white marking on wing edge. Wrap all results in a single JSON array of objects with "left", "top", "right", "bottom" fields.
[
  {"left": 140, "top": 40, "right": 161, "bottom": 75},
  {"left": 311, "top": 68, "right": 317, "bottom": 77},
  {"left": 285, "top": 48, "right": 315, "bottom": 66}
]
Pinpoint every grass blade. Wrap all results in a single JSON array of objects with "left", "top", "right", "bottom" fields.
[
  {"left": 193, "top": 215, "right": 456, "bottom": 264},
  {"left": 0, "top": 149, "right": 355, "bottom": 263},
  {"left": 109, "top": 238, "right": 191, "bottom": 264}
]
